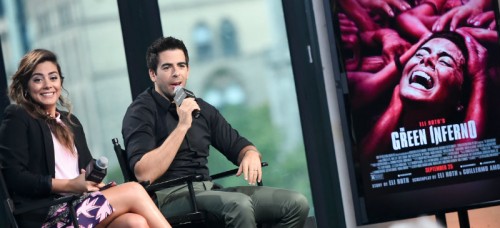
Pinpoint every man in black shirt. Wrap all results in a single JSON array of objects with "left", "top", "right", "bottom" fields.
[{"left": 122, "top": 36, "right": 309, "bottom": 227}]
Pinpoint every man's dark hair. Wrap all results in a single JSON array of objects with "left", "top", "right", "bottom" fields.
[{"left": 146, "top": 36, "right": 189, "bottom": 73}]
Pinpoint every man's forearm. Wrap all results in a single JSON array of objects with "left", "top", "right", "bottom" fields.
[{"left": 134, "top": 125, "right": 189, "bottom": 183}]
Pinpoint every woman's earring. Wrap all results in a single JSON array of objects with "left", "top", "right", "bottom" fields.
[
  {"left": 24, "top": 90, "right": 28, "bottom": 97},
  {"left": 457, "top": 104, "right": 464, "bottom": 112}
]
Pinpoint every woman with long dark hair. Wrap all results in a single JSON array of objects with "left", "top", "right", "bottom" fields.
[{"left": 0, "top": 49, "right": 171, "bottom": 228}]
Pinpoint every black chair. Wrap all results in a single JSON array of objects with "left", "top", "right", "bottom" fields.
[
  {"left": 0, "top": 163, "right": 79, "bottom": 228},
  {"left": 112, "top": 138, "right": 267, "bottom": 227}
]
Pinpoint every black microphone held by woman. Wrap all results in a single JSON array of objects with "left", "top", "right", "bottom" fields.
[{"left": 85, "top": 156, "right": 108, "bottom": 183}]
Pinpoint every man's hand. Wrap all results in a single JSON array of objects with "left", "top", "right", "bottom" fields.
[
  {"left": 236, "top": 150, "right": 262, "bottom": 185},
  {"left": 176, "top": 97, "right": 200, "bottom": 129}
]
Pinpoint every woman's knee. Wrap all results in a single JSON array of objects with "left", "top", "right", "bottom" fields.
[
  {"left": 105, "top": 182, "right": 151, "bottom": 205},
  {"left": 120, "top": 182, "right": 149, "bottom": 197},
  {"left": 122, "top": 181, "right": 145, "bottom": 191},
  {"left": 108, "top": 213, "right": 148, "bottom": 228},
  {"left": 123, "top": 216, "right": 148, "bottom": 228}
]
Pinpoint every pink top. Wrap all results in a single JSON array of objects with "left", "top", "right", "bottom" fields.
[{"left": 52, "top": 112, "right": 79, "bottom": 179}]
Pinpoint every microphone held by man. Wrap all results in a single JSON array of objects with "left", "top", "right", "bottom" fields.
[{"left": 174, "top": 86, "right": 200, "bottom": 118}]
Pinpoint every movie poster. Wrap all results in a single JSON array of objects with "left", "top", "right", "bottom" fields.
[{"left": 330, "top": 0, "right": 500, "bottom": 224}]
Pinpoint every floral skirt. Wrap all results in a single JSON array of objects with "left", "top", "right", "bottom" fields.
[{"left": 42, "top": 191, "right": 114, "bottom": 228}]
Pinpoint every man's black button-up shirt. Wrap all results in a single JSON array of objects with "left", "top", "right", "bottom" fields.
[{"left": 122, "top": 87, "right": 252, "bottom": 183}]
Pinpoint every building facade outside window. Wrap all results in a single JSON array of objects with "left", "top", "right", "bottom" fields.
[
  {"left": 220, "top": 18, "right": 239, "bottom": 57},
  {"left": 193, "top": 21, "right": 214, "bottom": 61}
]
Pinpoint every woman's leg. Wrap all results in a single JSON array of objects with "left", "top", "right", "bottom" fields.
[
  {"left": 103, "top": 213, "right": 148, "bottom": 228},
  {"left": 98, "top": 182, "right": 171, "bottom": 228}
]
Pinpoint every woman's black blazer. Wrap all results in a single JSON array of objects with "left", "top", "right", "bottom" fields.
[{"left": 0, "top": 104, "right": 93, "bottom": 228}]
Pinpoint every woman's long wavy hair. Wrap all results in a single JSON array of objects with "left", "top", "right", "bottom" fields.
[{"left": 10, "top": 49, "right": 76, "bottom": 154}]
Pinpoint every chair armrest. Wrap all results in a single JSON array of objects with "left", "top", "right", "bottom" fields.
[
  {"left": 145, "top": 174, "right": 204, "bottom": 193},
  {"left": 13, "top": 195, "right": 80, "bottom": 215},
  {"left": 139, "top": 161, "right": 269, "bottom": 191},
  {"left": 210, "top": 162, "right": 268, "bottom": 180},
  {"left": 143, "top": 174, "right": 204, "bottom": 214}
]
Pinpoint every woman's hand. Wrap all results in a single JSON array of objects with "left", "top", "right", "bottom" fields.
[
  {"left": 455, "top": 28, "right": 488, "bottom": 139},
  {"left": 362, "top": 85, "right": 403, "bottom": 156},
  {"left": 339, "top": 13, "right": 361, "bottom": 70},
  {"left": 358, "top": 0, "right": 411, "bottom": 17},
  {"left": 456, "top": 28, "right": 488, "bottom": 83},
  {"left": 379, "top": 29, "right": 411, "bottom": 64},
  {"left": 458, "top": 27, "right": 498, "bottom": 44},
  {"left": 339, "top": 13, "right": 359, "bottom": 48},
  {"left": 432, "top": 2, "right": 487, "bottom": 32},
  {"left": 468, "top": 11, "right": 496, "bottom": 30},
  {"left": 70, "top": 169, "right": 102, "bottom": 193}
]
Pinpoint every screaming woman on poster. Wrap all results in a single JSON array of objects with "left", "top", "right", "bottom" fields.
[{"left": 348, "top": 29, "right": 489, "bottom": 157}]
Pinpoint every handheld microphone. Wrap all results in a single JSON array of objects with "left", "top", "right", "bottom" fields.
[
  {"left": 174, "top": 86, "right": 200, "bottom": 118},
  {"left": 85, "top": 156, "right": 108, "bottom": 183}
]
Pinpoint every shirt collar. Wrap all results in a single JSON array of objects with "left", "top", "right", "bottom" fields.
[{"left": 150, "top": 87, "right": 176, "bottom": 113}]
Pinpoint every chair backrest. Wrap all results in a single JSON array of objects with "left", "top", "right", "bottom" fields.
[
  {"left": 112, "top": 138, "right": 207, "bottom": 227},
  {"left": 0, "top": 164, "right": 18, "bottom": 228},
  {"left": 1, "top": 163, "right": 80, "bottom": 228},
  {"left": 110, "top": 137, "right": 269, "bottom": 227},
  {"left": 112, "top": 138, "right": 137, "bottom": 182}
]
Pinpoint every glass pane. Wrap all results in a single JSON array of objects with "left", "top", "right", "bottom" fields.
[
  {"left": 0, "top": 0, "right": 130, "bottom": 182},
  {"left": 159, "top": 0, "right": 314, "bottom": 214}
]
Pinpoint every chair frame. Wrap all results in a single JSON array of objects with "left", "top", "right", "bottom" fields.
[
  {"left": 112, "top": 138, "right": 267, "bottom": 227},
  {"left": 0, "top": 164, "right": 79, "bottom": 228}
]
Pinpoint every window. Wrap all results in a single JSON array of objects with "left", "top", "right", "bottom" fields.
[
  {"left": 1, "top": 0, "right": 131, "bottom": 182},
  {"left": 193, "top": 21, "right": 214, "bottom": 61},
  {"left": 159, "top": 0, "right": 314, "bottom": 215},
  {"left": 220, "top": 18, "right": 238, "bottom": 57},
  {"left": 202, "top": 69, "right": 246, "bottom": 108},
  {"left": 58, "top": 3, "right": 73, "bottom": 28}
]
